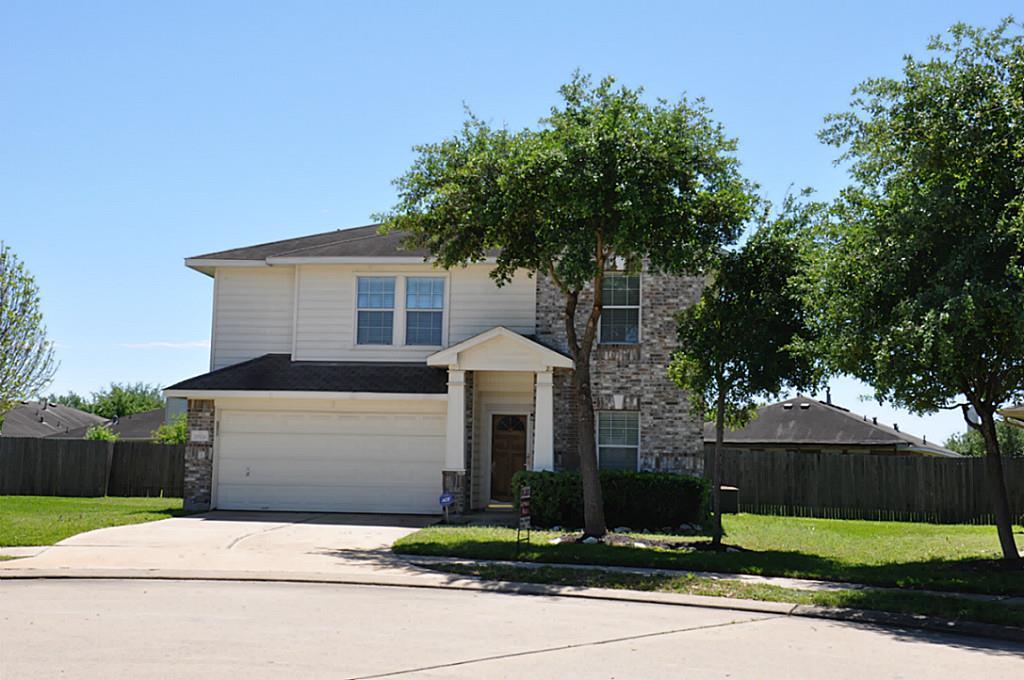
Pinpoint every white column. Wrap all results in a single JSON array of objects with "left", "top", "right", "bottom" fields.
[
  {"left": 444, "top": 368, "right": 466, "bottom": 472},
  {"left": 533, "top": 370, "right": 555, "bottom": 471}
]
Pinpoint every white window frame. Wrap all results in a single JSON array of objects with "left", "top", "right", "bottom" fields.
[
  {"left": 352, "top": 273, "right": 449, "bottom": 350},
  {"left": 355, "top": 276, "right": 397, "bottom": 346},
  {"left": 598, "top": 272, "right": 641, "bottom": 345},
  {"left": 404, "top": 276, "right": 446, "bottom": 348},
  {"left": 596, "top": 410, "right": 641, "bottom": 471}
]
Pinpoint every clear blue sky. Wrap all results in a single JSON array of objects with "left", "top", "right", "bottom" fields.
[{"left": 1, "top": 1, "right": 1012, "bottom": 444}]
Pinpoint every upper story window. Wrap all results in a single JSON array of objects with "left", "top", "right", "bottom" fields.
[
  {"left": 598, "top": 411, "right": 639, "bottom": 470},
  {"left": 600, "top": 273, "right": 640, "bottom": 344},
  {"left": 356, "top": 277, "right": 395, "bottom": 345},
  {"left": 405, "top": 277, "right": 445, "bottom": 346}
]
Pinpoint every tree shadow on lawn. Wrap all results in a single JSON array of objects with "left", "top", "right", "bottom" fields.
[{"left": 395, "top": 535, "right": 1024, "bottom": 596}]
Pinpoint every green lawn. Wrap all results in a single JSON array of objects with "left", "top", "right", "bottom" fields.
[
  {"left": 432, "top": 563, "right": 1024, "bottom": 629},
  {"left": 0, "top": 496, "right": 185, "bottom": 547},
  {"left": 392, "top": 514, "right": 1024, "bottom": 596}
]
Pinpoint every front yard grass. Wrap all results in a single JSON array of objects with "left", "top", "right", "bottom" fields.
[
  {"left": 0, "top": 496, "right": 185, "bottom": 547},
  {"left": 432, "top": 563, "right": 1024, "bottom": 629},
  {"left": 392, "top": 514, "right": 1024, "bottom": 596}
]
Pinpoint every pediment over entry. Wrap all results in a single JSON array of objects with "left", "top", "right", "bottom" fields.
[{"left": 426, "top": 327, "right": 574, "bottom": 372}]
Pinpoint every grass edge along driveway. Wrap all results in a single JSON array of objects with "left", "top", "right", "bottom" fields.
[
  {"left": 392, "top": 514, "right": 1024, "bottom": 596},
  {"left": 0, "top": 496, "right": 186, "bottom": 547},
  {"left": 426, "top": 562, "right": 1024, "bottom": 629}
]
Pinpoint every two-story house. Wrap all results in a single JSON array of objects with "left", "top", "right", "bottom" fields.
[{"left": 167, "top": 224, "right": 705, "bottom": 513}]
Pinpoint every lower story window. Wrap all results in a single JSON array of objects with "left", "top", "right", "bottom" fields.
[{"left": 598, "top": 411, "right": 639, "bottom": 470}]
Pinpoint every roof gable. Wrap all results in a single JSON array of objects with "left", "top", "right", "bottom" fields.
[{"left": 427, "top": 327, "right": 574, "bottom": 371}]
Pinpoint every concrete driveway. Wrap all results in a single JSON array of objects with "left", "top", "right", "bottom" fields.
[{"left": 0, "top": 511, "right": 437, "bottom": 577}]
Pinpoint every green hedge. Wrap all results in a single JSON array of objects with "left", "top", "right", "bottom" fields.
[{"left": 511, "top": 470, "right": 708, "bottom": 530}]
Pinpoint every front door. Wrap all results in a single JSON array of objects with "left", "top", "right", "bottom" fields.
[{"left": 490, "top": 414, "right": 527, "bottom": 502}]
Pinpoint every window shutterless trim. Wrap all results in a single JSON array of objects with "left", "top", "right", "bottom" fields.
[
  {"left": 598, "top": 272, "right": 641, "bottom": 345},
  {"left": 596, "top": 410, "right": 641, "bottom": 471}
]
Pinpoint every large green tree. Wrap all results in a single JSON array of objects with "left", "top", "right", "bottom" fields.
[
  {"left": 0, "top": 243, "right": 56, "bottom": 414},
  {"left": 50, "top": 383, "right": 164, "bottom": 418},
  {"left": 87, "top": 382, "right": 164, "bottom": 419},
  {"left": 809, "top": 19, "right": 1024, "bottom": 562},
  {"left": 945, "top": 420, "right": 1024, "bottom": 458},
  {"left": 671, "top": 198, "right": 820, "bottom": 547},
  {"left": 381, "top": 74, "right": 756, "bottom": 537}
]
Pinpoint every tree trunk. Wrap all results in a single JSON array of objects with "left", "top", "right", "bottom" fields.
[
  {"left": 575, "top": 357, "right": 606, "bottom": 537},
  {"left": 977, "top": 408, "right": 1021, "bottom": 563},
  {"left": 711, "top": 386, "right": 725, "bottom": 548}
]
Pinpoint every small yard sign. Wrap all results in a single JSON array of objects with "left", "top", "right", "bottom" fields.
[
  {"left": 516, "top": 485, "right": 531, "bottom": 553},
  {"left": 439, "top": 491, "right": 455, "bottom": 523}
]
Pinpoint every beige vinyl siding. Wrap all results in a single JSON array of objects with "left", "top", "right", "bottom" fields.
[
  {"left": 211, "top": 267, "right": 295, "bottom": 370},
  {"left": 448, "top": 266, "right": 535, "bottom": 341},
  {"left": 294, "top": 263, "right": 536, "bottom": 362}
]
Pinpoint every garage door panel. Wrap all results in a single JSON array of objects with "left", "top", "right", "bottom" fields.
[
  {"left": 217, "top": 460, "right": 443, "bottom": 486},
  {"left": 219, "top": 433, "right": 444, "bottom": 463},
  {"left": 221, "top": 412, "right": 442, "bottom": 436},
  {"left": 216, "top": 408, "right": 445, "bottom": 514},
  {"left": 217, "top": 485, "right": 439, "bottom": 513}
]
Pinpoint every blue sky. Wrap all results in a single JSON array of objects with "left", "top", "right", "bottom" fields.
[{"left": 0, "top": 1, "right": 1012, "bottom": 444}]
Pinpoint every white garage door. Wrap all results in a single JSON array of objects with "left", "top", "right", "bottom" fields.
[{"left": 216, "top": 409, "right": 445, "bottom": 513}]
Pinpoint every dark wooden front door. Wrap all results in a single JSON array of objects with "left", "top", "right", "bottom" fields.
[{"left": 490, "top": 414, "right": 527, "bottom": 502}]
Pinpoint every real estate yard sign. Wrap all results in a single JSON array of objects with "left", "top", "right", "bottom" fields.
[{"left": 516, "top": 486, "right": 531, "bottom": 554}]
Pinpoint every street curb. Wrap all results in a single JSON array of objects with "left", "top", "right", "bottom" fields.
[{"left": 2, "top": 566, "right": 1021, "bottom": 644}]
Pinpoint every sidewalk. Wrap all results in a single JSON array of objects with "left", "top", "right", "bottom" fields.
[{"left": 402, "top": 554, "right": 1024, "bottom": 606}]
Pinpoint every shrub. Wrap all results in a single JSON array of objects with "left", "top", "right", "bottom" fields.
[
  {"left": 152, "top": 413, "right": 187, "bottom": 445},
  {"left": 511, "top": 470, "right": 708, "bottom": 530},
  {"left": 84, "top": 424, "right": 118, "bottom": 442}
]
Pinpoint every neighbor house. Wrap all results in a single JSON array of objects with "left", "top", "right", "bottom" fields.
[
  {"left": 166, "top": 224, "right": 705, "bottom": 513},
  {"left": 49, "top": 407, "right": 169, "bottom": 441},
  {"left": 0, "top": 401, "right": 106, "bottom": 438},
  {"left": 704, "top": 397, "right": 961, "bottom": 457}
]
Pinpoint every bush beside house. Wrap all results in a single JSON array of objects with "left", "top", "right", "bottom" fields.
[{"left": 512, "top": 470, "right": 707, "bottom": 530}]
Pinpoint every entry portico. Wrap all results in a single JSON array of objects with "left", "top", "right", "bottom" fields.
[{"left": 427, "top": 326, "right": 574, "bottom": 511}]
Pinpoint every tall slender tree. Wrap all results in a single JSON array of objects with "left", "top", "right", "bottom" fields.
[
  {"left": 0, "top": 243, "right": 56, "bottom": 415},
  {"left": 671, "top": 198, "right": 821, "bottom": 547},
  {"left": 810, "top": 19, "right": 1024, "bottom": 562},
  {"left": 381, "top": 73, "right": 756, "bottom": 536}
]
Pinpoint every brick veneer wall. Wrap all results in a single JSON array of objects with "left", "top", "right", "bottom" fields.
[
  {"left": 535, "top": 270, "right": 705, "bottom": 475},
  {"left": 184, "top": 399, "right": 215, "bottom": 511}
]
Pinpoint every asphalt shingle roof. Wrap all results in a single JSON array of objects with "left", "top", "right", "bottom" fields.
[
  {"left": 166, "top": 353, "right": 448, "bottom": 394},
  {"left": 1, "top": 401, "right": 106, "bottom": 438},
  {"left": 703, "top": 397, "right": 959, "bottom": 456},
  {"left": 50, "top": 407, "right": 168, "bottom": 441},
  {"left": 189, "top": 224, "right": 430, "bottom": 261}
]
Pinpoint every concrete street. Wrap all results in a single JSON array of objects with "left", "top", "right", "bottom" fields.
[{"left": 1, "top": 579, "right": 1021, "bottom": 679}]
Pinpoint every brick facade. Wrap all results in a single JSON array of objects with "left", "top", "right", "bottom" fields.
[
  {"left": 535, "top": 270, "right": 705, "bottom": 475},
  {"left": 184, "top": 398, "right": 215, "bottom": 511}
]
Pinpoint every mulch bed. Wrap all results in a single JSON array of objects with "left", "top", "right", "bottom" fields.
[{"left": 553, "top": 532, "right": 747, "bottom": 552}]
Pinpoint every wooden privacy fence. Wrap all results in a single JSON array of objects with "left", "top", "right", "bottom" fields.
[
  {"left": 0, "top": 437, "right": 183, "bottom": 498},
  {"left": 705, "top": 448, "right": 1024, "bottom": 525}
]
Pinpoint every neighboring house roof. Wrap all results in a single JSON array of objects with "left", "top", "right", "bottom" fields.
[
  {"left": 50, "top": 407, "right": 167, "bottom": 441},
  {"left": 165, "top": 353, "right": 449, "bottom": 396},
  {"left": 188, "top": 224, "right": 427, "bottom": 262},
  {"left": 703, "top": 397, "right": 961, "bottom": 457},
  {"left": 0, "top": 401, "right": 106, "bottom": 438}
]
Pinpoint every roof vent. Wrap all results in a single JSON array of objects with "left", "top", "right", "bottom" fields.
[
  {"left": 872, "top": 417, "right": 877, "bottom": 425},
  {"left": 894, "top": 423, "right": 899, "bottom": 432},
  {"left": 800, "top": 403, "right": 810, "bottom": 410},
  {"left": 782, "top": 403, "right": 793, "bottom": 410}
]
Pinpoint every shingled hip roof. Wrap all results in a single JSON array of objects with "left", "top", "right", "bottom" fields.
[
  {"left": 703, "top": 397, "right": 960, "bottom": 457},
  {"left": 165, "top": 354, "right": 449, "bottom": 396}
]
